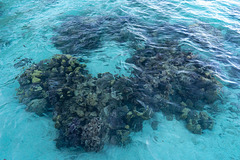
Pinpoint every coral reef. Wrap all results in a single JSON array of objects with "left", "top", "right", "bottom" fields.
[
  {"left": 81, "top": 118, "right": 105, "bottom": 152},
  {"left": 17, "top": 51, "right": 221, "bottom": 152},
  {"left": 17, "top": 54, "right": 153, "bottom": 151},
  {"left": 16, "top": 17, "right": 222, "bottom": 152},
  {"left": 17, "top": 54, "right": 87, "bottom": 115},
  {"left": 126, "top": 41, "right": 221, "bottom": 133},
  {"left": 52, "top": 16, "right": 138, "bottom": 55}
]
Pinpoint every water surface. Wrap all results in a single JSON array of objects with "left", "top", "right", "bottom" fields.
[{"left": 0, "top": 0, "right": 240, "bottom": 159}]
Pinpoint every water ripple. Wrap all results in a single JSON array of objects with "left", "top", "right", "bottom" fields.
[{"left": 1, "top": 0, "right": 240, "bottom": 159}]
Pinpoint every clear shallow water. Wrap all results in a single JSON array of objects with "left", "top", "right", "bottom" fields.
[{"left": 0, "top": 0, "right": 240, "bottom": 159}]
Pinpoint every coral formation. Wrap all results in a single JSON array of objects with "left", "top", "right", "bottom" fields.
[
  {"left": 126, "top": 41, "right": 221, "bottom": 133},
  {"left": 17, "top": 54, "right": 87, "bottom": 115},
  {"left": 17, "top": 51, "right": 221, "bottom": 152},
  {"left": 52, "top": 16, "right": 137, "bottom": 55},
  {"left": 17, "top": 54, "right": 153, "bottom": 151},
  {"left": 81, "top": 117, "right": 105, "bottom": 152},
  {"left": 16, "top": 16, "right": 222, "bottom": 152}
]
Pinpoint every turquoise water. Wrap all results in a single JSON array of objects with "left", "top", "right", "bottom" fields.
[{"left": 0, "top": 0, "right": 240, "bottom": 159}]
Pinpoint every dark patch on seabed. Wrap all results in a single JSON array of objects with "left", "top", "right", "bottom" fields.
[
  {"left": 16, "top": 15, "right": 222, "bottom": 152},
  {"left": 51, "top": 16, "right": 139, "bottom": 55}
]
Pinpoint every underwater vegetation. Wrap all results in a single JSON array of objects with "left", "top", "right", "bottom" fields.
[{"left": 17, "top": 16, "right": 222, "bottom": 152}]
